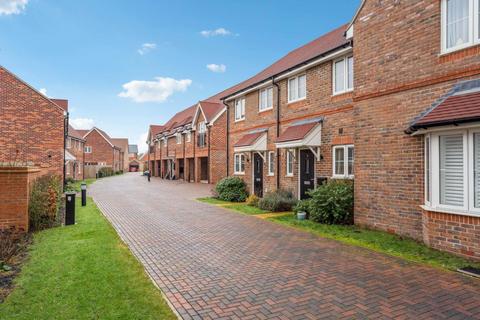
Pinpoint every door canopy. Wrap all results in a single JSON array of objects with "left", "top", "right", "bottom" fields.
[
  {"left": 233, "top": 129, "right": 268, "bottom": 153},
  {"left": 275, "top": 118, "right": 323, "bottom": 149}
]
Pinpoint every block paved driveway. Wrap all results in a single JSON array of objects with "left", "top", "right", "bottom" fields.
[{"left": 90, "top": 173, "right": 480, "bottom": 320}]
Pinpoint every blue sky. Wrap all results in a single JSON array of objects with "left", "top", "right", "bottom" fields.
[{"left": 0, "top": 0, "right": 359, "bottom": 152}]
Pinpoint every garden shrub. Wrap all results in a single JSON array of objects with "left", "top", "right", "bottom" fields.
[
  {"left": 308, "top": 179, "right": 354, "bottom": 225},
  {"left": 215, "top": 177, "right": 248, "bottom": 202},
  {"left": 29, "top": 174, "right": 63, "bottom": 231},
  {"left": 246, "top": 194, "right": 260, "bottom": 207},
  {"left": 98, "top": 167, "right": 114, "bottom": 178},
  {"left": 257, "top": 189, "right": 297, "bottom": 212},
  {"left": 294, "top": 199, "right": 311, "bottom": 214},
  {"left": 65, "top": 177, "right": 75, "bottom": 185}
]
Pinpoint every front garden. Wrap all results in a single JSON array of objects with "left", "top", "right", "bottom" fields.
[{"left": 200, "top": 176, "right": 480, "bottom": 272}]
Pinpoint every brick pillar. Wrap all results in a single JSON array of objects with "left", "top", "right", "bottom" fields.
[{"left": 0, "top": 167, "right": 40, "bottom": 232}]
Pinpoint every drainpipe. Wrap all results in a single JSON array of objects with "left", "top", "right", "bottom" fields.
[
  {"left": 183, "top": 133, "right": 186, "bottom": 181},
  {"left": 63, "top": 112, "right": 68, "bottom": 188},
  {"left": 272, "top": 77, "right": 281, "bottom": 189},
  {"left": 207, "top": 126, "right": 211, "bottom": 183},
  {"left": 223, "top": 99, "right": 230, "bottom": 176}
]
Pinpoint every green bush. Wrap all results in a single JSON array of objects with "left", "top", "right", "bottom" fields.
[
  {"left": 257, "top": 189, "right": 297, "bottom": 212},
  {"left": 98, "top": 167, "right": 114, "bottom": 178},
  {"left": 308, "top": 179, "right": 354, "bottom": 225},
  {"left": 246, "top": 194, "right": 260, "bottom": 207},
  {"left": 65, "top": 177, "right": 75, "bottom": 185},
  {"left": 215, "top": 177, "right": 248, "bottom": 202},
  {"left": 294, "top": 199, "right": 311, "bottom": 214},
  {"left": 29, "top": 174, "right": 63, "bottom": 231}
]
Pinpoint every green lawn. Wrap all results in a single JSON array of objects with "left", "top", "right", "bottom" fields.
[
  {"left": 0, "top": 198, "right": 176, "bottom": 320},
  {"left": 270, "top": 214, "right": 480, "bottom": 271},
  {"left": 66, "top": 178, "right": 96, "bottom": 193},
  {"left": 197, "top": 197, "right": 269, "bottom": 215}
]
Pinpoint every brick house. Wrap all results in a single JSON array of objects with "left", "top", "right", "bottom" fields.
[
  {"left": 65, "top": 125, "right": 85, "bottom": 180},
  {"left": 146, "top": 124, "right": 165, "bottom": 176},
  {"left": 0, "top": 65, "right": 66, "bottom": 177},
  {"left": 81, "top": 127, "right": 123, "bottom": 173},
  {"left": 220, "top": 25, "right": 354, "bottom": 199},
  {"left": 111, "top": 138, "right": 129, "bottom": 172},
  {"left": 350, "top": 0, "right": 480, "bottom": 259}
]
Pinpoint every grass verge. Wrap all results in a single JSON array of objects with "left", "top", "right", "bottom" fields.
[
  {"left": 66, "top": 178, "right": 96, "bottom": 193},
  {"left": 269, "top": 214, "right": 480, "bottom": 271},
  {"left": 197, "top": 197, "right": 269, "bottom": 215},
  {"left": 0, "top": 197, "right": 176, "bottom": 319}
]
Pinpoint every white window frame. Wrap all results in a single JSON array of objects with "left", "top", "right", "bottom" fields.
[
  {"left": 234, "top": 98, "right": 245, "bottom": 122},
  {"left": 287, "top": 74, "right": 306, "bottom": 103},
  {"left": 176, "top": 133, "right": 182, "bottom": 144},
  {"left": 84, "top": 146, "right": 92, "bottom": 153},
  {"left": 441, "top": 0, "right": 480, "bottom": 54},
  {"left": 268, "top": 151, "right": 275, "bottom": 176},
  {"left": 332, "top": 145, "right": 354, "bottom": 179},
  {"left": 234, "top": 153, "right": 245, "bottom": 175},
  {"left": 286, "top": 150, "right": 295, "bottom": 177},
  {"left": 259, "top": 87, "right": 273, "bottom": 112},
  {"left": 424, "top": 129, "right": 480, "bottom": 216},
  {"left": 186, "top": 132, "right": 191, "bottom": 143},
  {"left": 333, "top": 55, "right": 354, "bottom": 95}
]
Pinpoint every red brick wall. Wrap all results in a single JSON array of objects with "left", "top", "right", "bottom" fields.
[
  {"left": 0, "top": 67, "right": 65, "bottom": 177},
  {"left": 353, "top": 0, "right": 480, "bottom": 244},
  {"left": 66, "top": 137, "right": 84, "bottom": 180},
  {"left": 0, "top": 167, "right": 40, "bottom": 232},
  {"left": 423, "top": 210, "right": 480, "bottom": 260},
  {"left": 83, "top": 130, "right": 115, "bottom": 167},
  {"left": 209, "top": 112, "right": 227, "bottom": 184}
]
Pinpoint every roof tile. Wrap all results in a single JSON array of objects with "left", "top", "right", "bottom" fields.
[{"left": 276, "top": 122, "right": 317, "bottom": 143}]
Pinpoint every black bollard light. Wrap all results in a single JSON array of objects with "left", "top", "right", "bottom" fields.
[
  {"left": 65, "top": 192, "right": 76, "bottom": 226},
  {"left": 81, "top": 182, "right": 87, "bottom": 206}
]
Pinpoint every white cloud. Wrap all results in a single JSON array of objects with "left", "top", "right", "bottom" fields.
[
  {"left": 206, "top": 64, "right": 226, "bottom": 73},
  {"left": 70, "top": 118, "right": 95, "bottom": 130},
  {"left": 137, "top": 43, "right": 157, "bottom": 55},
  {"left": 200, "top": 28, "right": 233, "bottom": 37},
  {"left": 118, "top": 77, "right": 192, "bottom": 103},
  {"left": 0, "top": 0, "right": 28, "bottom": 15},
  {"left": 137, "top": 132, "right": 148, "bottom": 153},
  {"left": 39, "top": 88, "right": 48, "bottom": 96}
]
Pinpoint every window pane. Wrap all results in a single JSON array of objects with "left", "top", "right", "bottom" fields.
[
  {"left": 269, "top": 152, "right": 274, "bottom": 174},
  {"left": 335, "top": 60, "right": 345, "bottom": 92},
  {"left": 289, "top": 78, "right": 297, "bottom": 101},
  {"left": 474, "top": 133, "right": 480, "bottom": 207},
  {"left": 347, "top": 57, "right": 354, "bottom": 90},
  {"left": 348, "top": 146, "right": 354, "bottom": 176},
  {"left": 241, "top": 155, "right": 245, "bottom": 172},
  {"left": 425, "top": 137, "right": 431, "bottom": 202},
  {"left": 446, "top": 0, "right": 470, "bottom": 49},
  {"left": 335, "top": 148, "right": 345, "bottom": 175},
  {"left": 267, "top": 88, "right": 273, "bottom": 108},
  {"left": 298, "top": 75, "right": 306, "bottom": 99},
  {"left": 287, "top": 152, "right": 293, "bottom": 174},
  {"left": 439, "top": 134, "right": 464, "bottom": 206},
  {"left": 241, "top": 99, "right": 245, "bottom": 117}
]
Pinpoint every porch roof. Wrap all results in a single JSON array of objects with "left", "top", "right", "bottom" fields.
[
  {"left": 275, "top": 118, "right": 322, "bottom": 148},
  {"left": 233, "top": 129, "right": 268, "bottom": 152}
]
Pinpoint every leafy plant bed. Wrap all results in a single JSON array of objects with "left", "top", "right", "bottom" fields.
[
  {"left": 0, "top": 198, "right": 176, "bottom": 319},
  {"left": 0, "top": 233, "right": 31, "bottom": 303},
  {"left": 197, "top": 197, "right": 270, "bottom": 215},
  {"left": 268, "top": 214, "right": 480, "bottom": 272}
]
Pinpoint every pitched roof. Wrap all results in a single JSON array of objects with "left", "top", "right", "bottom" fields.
[
  {"left": 128, "top": 144, "right": 138, "bottom": 154},
  {"left": 111, "top": 138, "right": 129, "bottom": 152},
  {"left": 83, "top": 127, "right": 120, "bottom": 149},
  {"left": 234, "top": 131, "right": 266, "bottom": 147},
  {"left": 76, "top": 129, "right": 89, "bottom": 137},
  {"left": 276, "top": 122, "right": 318, "bottom": 143},
  {"left": 68, "top": 125, "right": 85, "bottom": 141},
  {"left": 214, "top": 24, "right": 349, "bottom": 100},
  {"left": 159, "top": 105, "right": 196, "bottom": 134},
  {"left": 150, "top": 125, "right": 164, "bottom": 136},
  {"left": 199, "top": 101, "right": 224, "bottom": 123},
  {"left": 409, "top": 79, "right": 480, "bottom": 132},
  {"left": 50, "top": 99, "right": 68, "bottom": 111}
]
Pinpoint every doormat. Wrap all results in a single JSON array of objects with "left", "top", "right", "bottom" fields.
[{"left": 458, "top": 267, "right": 480, "bottom": 278}]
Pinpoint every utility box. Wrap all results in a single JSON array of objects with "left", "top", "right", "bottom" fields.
[{"left": 65, "top": 192, "right": 76, "bottom": 226}]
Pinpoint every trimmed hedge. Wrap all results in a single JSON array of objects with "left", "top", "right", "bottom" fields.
[
  {"left": 215, "top": 177, "right": 248, "bottom": 202},
  {"left": 29, "top": 174, "right": 63, "bottom": 231},
  {"left": 98, "top": 167, "right": 114, "bottom": 178}
]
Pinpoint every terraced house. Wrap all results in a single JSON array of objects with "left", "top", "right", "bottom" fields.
[
  {"left": 65, "top": 124, "right": 85, "bottom": 181},
  {"left": 222, "top": 25, "right": 354, "bottom": 199},
  {"left": 350, "top": 0, "right": 480, "bottom": 259}
]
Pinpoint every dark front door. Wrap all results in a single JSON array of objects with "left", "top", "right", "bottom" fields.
[
  {"left": 300, "top": 149, "right": 315, "bottom": 199},
  {"left": 253, "top": 153, "right": 264, "bottom": 197}
]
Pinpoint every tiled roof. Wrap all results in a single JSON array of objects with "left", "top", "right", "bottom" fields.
[
  {"left": 159, "top": 105, "right": 196, "bottom": 134},
  {"left": 276, "top": 122, "right": 318, "bottom": 143},
  {"left": 234, "top": 131, "right": 265, "bottom": 147},
  {"left": 128, "top": 144, "right": 138, "bottom": 154},
  {"left": 76, "top": 129, "right": 89, "bottom": 137},
  {"left": 111, "top": 138, "right": 129, "bottom": 152},
  {"left": 199, "top": 101, "right": 224, "bottom": 122},
  {"left": 213, "top": 24, "right": 349, "bottom": 100},
  {"left": 150, "top": 125, "right": 165, "bottom": 136},
  {"left": 68, "top": 125, "right": 85, "bottom": 141},
  {"left": 50, "top": 99, "right": 68, "bottom": 111},
  {"left": 409, "top": 79, "right": 480, "bottom": 131}
]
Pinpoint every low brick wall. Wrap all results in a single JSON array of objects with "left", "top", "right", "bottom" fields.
[
  {"left": 422, "top": 210, "right": 480, "bottom": 261},
  {"left": 0, "top": 167, "right": 40, "bottom": 232}
]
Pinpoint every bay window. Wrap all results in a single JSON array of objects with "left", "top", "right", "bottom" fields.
[
  {"left": 234, "top": 153, "right": 245, "bottom": 174},
  {"left": 424, "top": 129, "right": 480, "bottom": 216},
  {"left": 442, "top": 0, "right": 480, "bottom": 53},
  {"left": 333, "top": 145, "right": 354, "bottom": 178},
  {"left": 288, "top": 74, "right": 306, "bottom": 103}
]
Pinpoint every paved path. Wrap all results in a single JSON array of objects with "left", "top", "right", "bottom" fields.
[{"left": 90, "top": 173, "right": 480, "bottom": 320}]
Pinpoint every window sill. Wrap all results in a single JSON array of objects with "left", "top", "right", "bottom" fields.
[
  {"left": 332, "top": 89, "right": 353, "bottom": 97},
  {"left": 287, "top": 97, "right": 306, "bottom": 105},
  {"left": 332, "top": 175, "right": 354, "bottom": 179},
  {"left": 420, "top": 205, "right": 480, "bottom": 218},
  {"left": 285, "top": 174, "right": 294, "bottom": 178},
  {"left": 258, "top": 107, "right": 273, "bottom": 114},
  {"left": 439, "top": 42, "right": 480, "bottom": 57},
  {"left": 267, "top": 174, "right": 274, "bottom": 177},
  {"left": 234, "top": 118, "right": 245, "bottom": 123},
  {"left": 234, "top": 172, "right": 245, "bottom": 176}
]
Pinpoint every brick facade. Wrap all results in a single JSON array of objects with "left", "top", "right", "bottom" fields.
[
  {"left": 83, "top": 128, "right": 122, "bottom": 171},
  {"left": 0, "top": 66, "right": 65, "bottom": 178},
  {"left": 352, "top": 0, "right": 480, "bottom": 258},
  {"left": 66, "top": 136, "right": 85, "bottom": 180}
]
